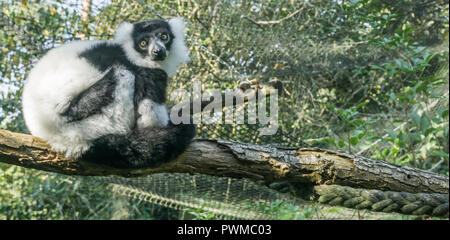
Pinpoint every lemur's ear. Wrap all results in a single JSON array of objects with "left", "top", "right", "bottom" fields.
[
  {"left": 163, "top": 18, "right": 189, "bottom": 76},
  {"left": 114, "top": 22, "right": 133, "bottom": 43},
  {"left": 168, "top": 18, "right": 186, "bottom": 38}
]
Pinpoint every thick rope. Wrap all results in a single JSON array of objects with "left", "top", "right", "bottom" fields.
[{"left": 314, "top": 185, "right": 449, "bottom": 218}]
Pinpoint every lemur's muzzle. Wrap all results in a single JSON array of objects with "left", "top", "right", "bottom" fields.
[{"left": 151, "top": 41, "right": 167, "bottom": 61}]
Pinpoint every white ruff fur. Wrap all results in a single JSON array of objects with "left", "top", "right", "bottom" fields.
[{"left": 22, "top": 18, "right": 189, "bottom": 158}]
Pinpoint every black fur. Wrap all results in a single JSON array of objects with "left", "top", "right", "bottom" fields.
[
  {"left": 134, "top": 67, "right": 167, "bottom": 104},
  {"left": 81, "top": 121, "right": 196, "bottom": 169},
  {"left": 60, "top": 69, "right": 117, "bottom": 122},
  {"left": 78, "top": 43, "right": 132, "bottom": 72}
]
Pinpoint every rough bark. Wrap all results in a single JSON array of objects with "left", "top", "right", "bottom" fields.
[{"left": 0, "top": 129, "right": 448, "bottom": 194}]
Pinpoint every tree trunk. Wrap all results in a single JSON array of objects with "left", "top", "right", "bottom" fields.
[{"left": 0, "top": 129, "right": 448, "bottom": 194}]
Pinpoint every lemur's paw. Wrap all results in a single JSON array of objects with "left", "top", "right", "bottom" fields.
[
  {"left": 239, "top": 79, "right": 283, "bottom": 96},
  {"left": 238, "top": 79, "right": 256, "bottom": 91}
]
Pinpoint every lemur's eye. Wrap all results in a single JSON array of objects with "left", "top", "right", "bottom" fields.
[
  {"left": 160, "top": 34, "right": 168, "bottom": 41},
  {"left": 139, "top": 40, "right": 147, "bottom": 48}
]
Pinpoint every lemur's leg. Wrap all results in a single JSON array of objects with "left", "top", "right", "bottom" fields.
[
  {"left": 81, "top": 121, "right": 196, "bottom": 169},
  {"left": 60, "top": 69, "right": 117, "bottom": 122}
]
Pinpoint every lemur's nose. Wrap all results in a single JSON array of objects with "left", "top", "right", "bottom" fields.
[
  {"left": 152, "top": 48, "right": 165, "bottom": 56},
  {"left": 152, "top": 46, "right": 166, "bottom": 61}
]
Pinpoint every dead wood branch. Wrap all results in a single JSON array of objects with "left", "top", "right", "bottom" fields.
[{"left": 0, "top": 129, "right": 447, "bottom": 194}]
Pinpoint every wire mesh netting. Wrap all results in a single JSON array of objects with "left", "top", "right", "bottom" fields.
[{"left": 65, "top": 174, "right": 411, "bottom": 220}]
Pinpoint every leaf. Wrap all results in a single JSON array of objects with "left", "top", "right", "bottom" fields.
[
  {"left": 369, "top": 135, "right": 382, "bottom": 140},
  {"left": 432, "top": 151, "right": 449, "bottom": 160},
  {"left": 325, "top": 138, "right": 336, "bottom": 146},
  {"left": 356, "top": 99, "right": 369, "bottom": 109},
  {"left": 385, "top": 129, "right": 397, "bottom": 139},
  {"left": 357, "top": 130, "right": 368, "bottom": 139},
  {"left": 440, "top": 109, "right": 449, "bottom": 118},
  {"left": 370, "top": 65, "right": 386, "bottom": 72},
  {"left": 424, "top": 127, "right": 436, "bottom": 137},
  {"left": 325, "top": 104, "right": 336, "bottom": 111},
  {"left": 419, "top": 115, "right": 431, "bottom": 133},
  {"left": 349, "top": 137, "right": 359, "bottom": 146},
  {"left": 410, "top": 132, "right": 421, "bottom": 143},
  {"left": 409, "top": 112, "right": 420, "bottom": 126},
  {"left": 391, "top": 147, "right": 399, "bottom": 155},
  {"left": 414, "top": 83, "right": 427, "bottom": 93}
]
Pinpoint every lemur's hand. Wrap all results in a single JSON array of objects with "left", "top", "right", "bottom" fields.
[{"left": 239, "top": 79, "right": 283, "bottom": 96}]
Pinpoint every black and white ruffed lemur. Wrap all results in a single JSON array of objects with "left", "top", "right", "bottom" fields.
[{"left": 22, "top": 18, "right": 196, "bottom": 168}]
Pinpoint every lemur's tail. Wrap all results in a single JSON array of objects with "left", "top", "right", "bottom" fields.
[{"left": 81, "top": 122, "right": 196, "bottom": 169}]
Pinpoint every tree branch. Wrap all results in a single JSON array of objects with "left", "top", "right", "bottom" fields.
[{"left": 0, "top": 129, "right": 448, "bottom": 194}]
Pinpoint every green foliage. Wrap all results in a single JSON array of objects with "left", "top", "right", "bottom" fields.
[
  {"left": 0, "top": 164, "right": 111, "bottom": 219},
  {"left": 185, "top": 206, "right": 217, "bottom": 220},
  {"left": 321, "top": 23, "right": 449, "bottom": 172},
  {"left": 321, "top": 100, "right": 373, "bottom": 153},
  {"left": 367, "top": 29, "right": 449, "bottom": 171},
  {"left": 253, "top": 200, "right": 316, "bottom": 220}
]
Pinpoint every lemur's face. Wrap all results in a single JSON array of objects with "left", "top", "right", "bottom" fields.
[
  {"left": 115, "top": 18, "right": 188, "bottom": 74},
  {"left": 132, "top": 20, "right": 175, "bottom": 61}
]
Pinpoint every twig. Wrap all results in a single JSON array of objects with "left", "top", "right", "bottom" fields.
[{"left": 241, "top": 7, "right": 305, "bottom": 28}]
